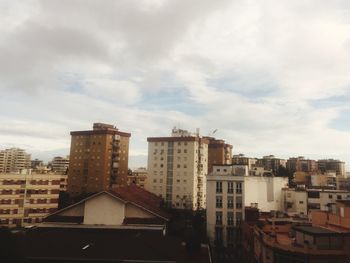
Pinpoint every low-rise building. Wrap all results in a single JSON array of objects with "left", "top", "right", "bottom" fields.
[
  {"left": 0, "top": 170, "right": 67, "bottom": 227},
  {"left": 283, "top": 188, "right": 350, "bottom": 216},
  {"left": 254, "top": 200, "right": 350, "bottom": 263}
]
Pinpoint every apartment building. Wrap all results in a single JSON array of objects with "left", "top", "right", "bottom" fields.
[
  {"left": 0, "top": 170, "right": 67, "bottom": 227},
  {"left": 206, "top": 165, "right": 288, "bottom": 247},
  {"left": 67, "top": 123, "right": 130, "bottom": 196},
  {"left": 232, "top": 154, "right": 257, "bottom": 170},
  {"left": 51, "top": 156, "right": 69, "bottom": 174},
  {"left": 127, "top": 167, "right": 147, "bottom": 188},
  {"left": 0, "top": 148, "right": 31, "bottom": 173},
  {"left": 146, "top": 128, "right": 208, "bottom": 210},
  {"left": 203, "top": 137, "right": 232, "bottom": 173},
  {"left": 286, "top": 156, "right": 317, "bottom": 174},
  {"left": 256, "top": 155, "right": 286, "bottom": 174},
  {"left": 283, "top": 188, "right": 350, "bottom": 215},
  {"left": 317, "top": 159, "right": 345, "bottom": 177},
  {"left": 207, "top": 165, "right": 245, "bottom": 247}
]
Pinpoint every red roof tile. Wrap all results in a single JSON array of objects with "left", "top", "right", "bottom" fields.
[{"left": 108, "top": 185, "right": 170, "bottom": 220}]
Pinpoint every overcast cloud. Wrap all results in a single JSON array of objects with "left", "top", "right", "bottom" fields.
[{"left": 1, "top": 0, "right": 350, "bottom": 169}]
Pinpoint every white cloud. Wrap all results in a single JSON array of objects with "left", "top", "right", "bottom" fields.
[{"left": 1, "top": 0, "right": 350, "bottom": 169}]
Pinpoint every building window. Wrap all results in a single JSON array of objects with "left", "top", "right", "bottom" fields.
[
  {"left": 177, "top": 149, "right": 181, "bottom": 153},
  {"left": 184, "top": 149, "right": 187, "bottom": 153},
  {"left": 227, "top": 228, "right": 235, "bottom": 245},
  {"left": 227, "top": 196, "right": 234, "bottom": 208},
  {"left": 329, "top": 194, "right": 333, "bottom": 199},
  {"left": 228, "top": 182, "right": 234, "bottom": 193},
  {"left": 236, "top": 212, "right": 242, "bottom": 225},
  {"left": 215, "top": 227, "right": 223, "bottom": 245},
  {"left": 216, "top": 182, "right": 222, "bottom": 193},
  {"left": 227, "top": 212, "right": 234, "bottom": 225},
  {"left": 337, "top": 195, "right": 342, "bottom": 200},
  {"left": 216, "top": 196, "right": 222, "bottom": 208},
  {"left": 177, "top": 164, "right": 180, "bottom": 168},
  {"left": 299, "top": 201, "right": 304, "bottom": 204},
  {"left": 307, "top": 191, "right": 320, "bottom": 198},
  {"left": 236, "top": 196, "right": 242, "bottom": 209},
  {"left": 216, "top": 211, "right": 222, "bottom": 225},
  {"left": 236, "top": 182, "right": 242, "bottom": 194}
]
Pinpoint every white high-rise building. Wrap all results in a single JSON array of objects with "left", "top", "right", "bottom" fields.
[
  {"left": 51, "top": 156, "right": 69, "bottom": 174},
  {"left": 146, "top": 128, "right": 208, "bottom": 210},
  {"left": 0, "top": 148, "right": 31, "bottom": 173}
]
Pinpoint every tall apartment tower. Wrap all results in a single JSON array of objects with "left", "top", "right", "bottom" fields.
[
  {"left": 146, "top": 128, "right": 209, "bottom": 210},
  {"left": 204, "top": 137, "right": 233, "bottom": 174},
  {"left": 0, "top": 148, "right": 31, "bottom": 173},
  {"left": 67, "top": 123, "right": 131, "bottom": 196}
]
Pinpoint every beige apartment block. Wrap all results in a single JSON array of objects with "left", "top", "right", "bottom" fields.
[
  {"left": 0, "top": 170, "right": 67, "bottom": 227},
  {"left": 0, "top": 148, "right": 31, "bottom": 173},
  {"left": 146, "top": 128, "right": 209, "bottom": 210},
  {"left": 67, "top": 123, "right": 131, "bottom": 196}
]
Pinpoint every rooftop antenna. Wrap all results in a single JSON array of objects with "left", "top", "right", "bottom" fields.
[{"left": 208, "top": 129, "right": 218, "bottom": 137}]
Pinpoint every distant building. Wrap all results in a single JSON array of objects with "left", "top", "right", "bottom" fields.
[
  {"left": 203, "top": 137, "right": 232, "bottom": 174},
  {"left": 282, "top": 187, "right": 350, "bottom": 216},
  {"left": 256, "top": 155, "right": 286, "bottom": 175},
  {"left": 317, "top": 159, "right": 345, "bottom": 178},
  {"left": 206, "top": 165, "right": 288, "bottom": 247},
  {"left": 0, "top": 170, "right": 67, "bottom": 227},
  {"left": 232, "top": 154, "right": 257, "bottom": 170},
  {"left": 146, "top": 128, "right": 208, "bottom": 210},
  {"left": 31, "top": 159, "right": 43, "bottom": 169},
  {"left": 286, "top": 156, "right": 317, "bottom": 174},
  {"left": 127, "top": 167, "right": 147, "bottom": 188},
  {"left": 51, "top": 156, "right": 69, "bottom": 174},
  {"left": 0, "top": 148, "right": 31, "bottom": 173},
  {"left": 67, "top": 123, "right": 131, "bottom": 196}
]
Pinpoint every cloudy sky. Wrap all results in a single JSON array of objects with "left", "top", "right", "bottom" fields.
[{"left": 1, "top": 0, "right": 350, "bottom": 170}]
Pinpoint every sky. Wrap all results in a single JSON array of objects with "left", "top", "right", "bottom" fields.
[{"left": 1, "top": 0, "right": 350, "bottom": 170}]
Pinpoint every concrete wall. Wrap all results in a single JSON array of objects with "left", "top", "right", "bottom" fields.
[
  {"left": 245, "top": 177, "right": 288, "bottom": 212},
  {"left": 125, "top": 203, "right": 154, "bottom": 218},
  {"left": 59, "top": 202, "right": 84, "bottom": 216},
  {"left": 84, "top": 193, "right": 125, "bottom": 225}
]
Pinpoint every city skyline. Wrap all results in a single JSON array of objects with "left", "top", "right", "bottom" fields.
[{"left": 1, "top": 1, "right": 350, "bottom": 170}]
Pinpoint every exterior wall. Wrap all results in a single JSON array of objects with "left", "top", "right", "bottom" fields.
[
  {"left": 146, "top": 136, "right": 208, "bottom": 210},
  {"left": 0, "top": 172, "right": 67, "bottom": 227},
  {"left": 67, "top": 124, "right": 130, "bottom": 196},
  {"left": 125, "top": 203, "right": 154, "bottom": 218},
  {"left": 283, "top": 189, "right": 308, "bottom": 215},
  {"left": 59, "top": 203, "right": 84, "bottom": 216},
  {"left": 84, "top": 194, "right": 125, "bottom": 225},
  {"left": 244, "top": 177, "right": 288, "bottom": 212}
]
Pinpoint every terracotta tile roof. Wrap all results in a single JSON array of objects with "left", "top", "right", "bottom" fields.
[{"left": 108, "top": 185, "right": 170, "bottom": 220}]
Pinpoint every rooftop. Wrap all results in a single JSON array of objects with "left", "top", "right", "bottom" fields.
[{"left": 293, "top": 225, "right": 339, "bottom": 236}]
